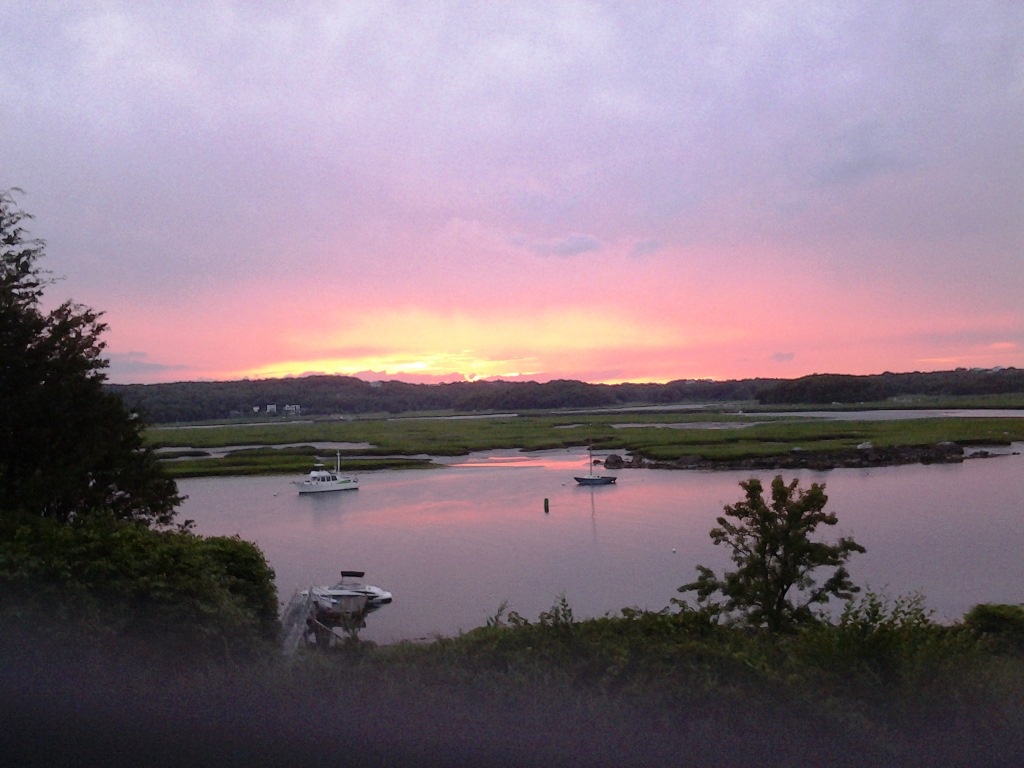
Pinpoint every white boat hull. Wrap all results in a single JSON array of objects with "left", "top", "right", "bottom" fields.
[{"left": 296, "top": 478, "right": 359, "bottom": 493}]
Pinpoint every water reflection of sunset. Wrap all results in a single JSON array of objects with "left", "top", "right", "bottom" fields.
[{"left": 446, "top": 449, "right": 589, "bottom": 471}]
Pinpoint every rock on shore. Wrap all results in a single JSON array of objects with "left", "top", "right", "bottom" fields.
[{"left": 612, "top": 442, "right": 1017, "bottom": 472}]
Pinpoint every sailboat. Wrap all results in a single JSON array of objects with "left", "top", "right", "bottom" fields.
[{"left": 574, "top": 447, "right": 617, "bottom": 486}]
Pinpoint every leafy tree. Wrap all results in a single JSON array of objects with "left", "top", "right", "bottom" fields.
[
  {"left": 0, "top": 188, "right": 179, "bottom": 525},
  {"left": 677, "top": 475, "right": 865, "bottom": 632}
]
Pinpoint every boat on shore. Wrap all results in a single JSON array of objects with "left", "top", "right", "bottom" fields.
[
  {"left": 306, "top": 570, "right": 393, "bottom": 613},
  {"left": 295, "top": 451, "right": 359, "bottom": 494},
  {"left": 292, "top": 570, "right": 393, "bottom": 649},
  {"left": 574, "top": 447, "right": 617, "bottom": 486}
]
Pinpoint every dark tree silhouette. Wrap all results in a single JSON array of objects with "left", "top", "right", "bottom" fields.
[
  {"left": 678, "top": 475, "right": 865, "bottom": 631},
  {"left": 0, "top": 189, "right": 180, "bottom": 525}
]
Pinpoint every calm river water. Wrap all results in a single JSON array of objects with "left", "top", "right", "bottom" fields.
[{"left": 178, "top": 444, "right": 1024, "bottom": 644}]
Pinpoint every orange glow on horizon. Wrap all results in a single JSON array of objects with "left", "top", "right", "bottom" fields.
[
  {"left": 231, "top": 308, "right": 735, "bottom": 383},
  {"left": 100, "top": 292, "right": 1024, "bottom": 386}
]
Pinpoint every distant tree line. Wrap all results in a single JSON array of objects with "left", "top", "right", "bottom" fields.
[
  {"left": 107, "top": 376, "right": 772, "bottom": 423},
  {"left": 105, "top": 368, "right": 1024, "bottom": 424},
  {"left": 757, "top": 368, "right": 1024, "bottom": 405}
]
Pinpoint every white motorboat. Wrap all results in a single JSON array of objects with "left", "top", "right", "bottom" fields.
[
  {"left": 306, "top": 570, "right": 393, "bottom": 614},
  {"left": 295, "top": 451, "right": 359, "bottom": 494},
  {"left": 574, "top": 447, "right": 617, "bottom": 486},
  {"left": 295, "top": 571, "right": 393, "bottom": 648}
]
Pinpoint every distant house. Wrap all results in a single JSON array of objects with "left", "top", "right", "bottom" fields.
[
  {"left": 284, "top": 404, "right": 301, "bottom": 415},
  {"left": 266, "top": 404, "right": 277, "bottom": 414}
]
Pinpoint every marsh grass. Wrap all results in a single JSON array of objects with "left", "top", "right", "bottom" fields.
[
  {"left": 148, "top": 411, "right": 1024, "bottom": 477},
  {"left": 160, "top": 446, "right": 440, "bottom": 478}
]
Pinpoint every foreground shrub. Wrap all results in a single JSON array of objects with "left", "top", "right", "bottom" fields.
[
  {"left": 0, "top": 514, "right": 279, "bottom": 661},
  {"left": 792, "top": 591, "right": 968, "bottom": 686},
  {"left": 963, "top": 603, "right": 1024, "bottom": 653},
  {"left": 325, "top": 596, "right": 1024, "bottom": 766}
]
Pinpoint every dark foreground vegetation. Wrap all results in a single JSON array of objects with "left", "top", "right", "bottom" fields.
[
  {"left": 5, "top": 188, "right": 1023, "bottom": 766},
  {"left": 4, "top": 589, "right": 1024, "bottom": 768},
  {"left": 111, "top": 368, "right": 1024, "bottom": 423}
]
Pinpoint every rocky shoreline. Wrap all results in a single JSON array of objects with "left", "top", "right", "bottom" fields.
[{"left": 604, "top": 442, "right": 1019, "bottom": 472}]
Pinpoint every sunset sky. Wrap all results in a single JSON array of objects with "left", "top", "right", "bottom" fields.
[{"left": 4, "top": 2, "right": 1023, "bottom": 385}]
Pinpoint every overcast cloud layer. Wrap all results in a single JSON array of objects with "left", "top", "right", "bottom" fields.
[{"left": 4, "top": 2, "right": 1023, "bottom": 384}]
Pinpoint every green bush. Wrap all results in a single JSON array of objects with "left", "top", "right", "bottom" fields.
[
  {"left": 791, "top": 592, "right": 973, "bottom": 688},
  {"left": 963, "top": 603, "right": 1024, "bottom": 653},
  {"left": 0, "top": 514, "right": 280, "bottom": 661}
]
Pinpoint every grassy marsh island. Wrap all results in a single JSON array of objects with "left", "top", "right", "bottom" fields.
[{"left": 148, "top": 407, "right": 1024, "bottom": 478}]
